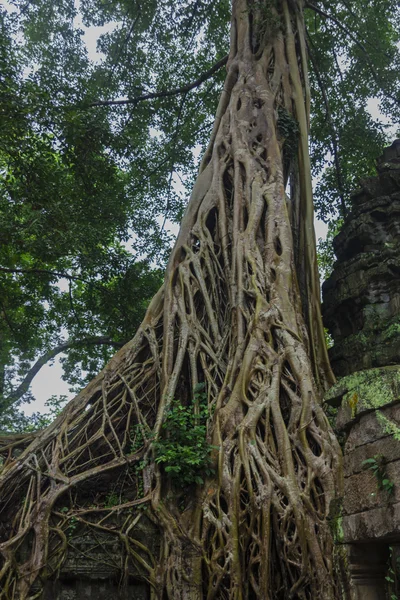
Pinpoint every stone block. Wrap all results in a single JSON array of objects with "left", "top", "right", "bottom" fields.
[
  {"left": 344, "top": 401, "right": 400, "bottom": 452},
  {"left": 342, "top": 501, "right": 400, "bottom": 543},
  {"left": 322, "top": 157, "right": 400, "bottom": 377},
  {"left": 43, "top": 579, "right": 150, "bottom": 600},
  {"left": 343, "top": 459, "right": 400, "bottom": 515},
  {"left": 344, "top": 434, "right": 400, "bottom": 475}
]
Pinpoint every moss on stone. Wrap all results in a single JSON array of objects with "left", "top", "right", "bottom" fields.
[
  {"left": 325, "top": 366, "right": 400, "bottom": 415},
  {"left": 328, "top": 497, "right": 344, "bottom": 544},
  {"left": 376, "top": 411, "right": 400, "bottom": 441},
  {"left": 382, "top": 318, "right": 400, "bottom": 341},
  {"left": 334, "top": 316, "right": 400, "bottom": 357}
]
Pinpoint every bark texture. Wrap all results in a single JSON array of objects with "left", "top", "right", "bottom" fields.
[{"left": 0, "top": 1, "right": 342, "bottom": 598}]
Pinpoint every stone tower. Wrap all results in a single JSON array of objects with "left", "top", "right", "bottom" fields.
[{"left": 322, "top": 139, "right": 400, "bottom": 600}]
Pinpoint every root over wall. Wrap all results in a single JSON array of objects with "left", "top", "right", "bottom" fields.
[{"left": 0, "top": 1, "right": 342, "bottom": 598}]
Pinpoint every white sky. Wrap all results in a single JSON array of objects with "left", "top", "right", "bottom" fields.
[{"left": 6, "top": 3, "right": 395, "bottom": 416}]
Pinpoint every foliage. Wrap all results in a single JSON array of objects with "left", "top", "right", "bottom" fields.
[
  {"left": 127, "top": 384, "right": 216, "bottom": 493},
  {"left": 104, "top": 491, "right": 120, "bottom": 508},
  {"left": 317, "top": 219, "right": 343, "bottom": 283},
  {"left": 362, "top": 454, "right": 394, "bottom": 495},
  {"left": 1, "top": 2, "right": 398, "bottom": 597},
  {"left": 129, "top": 423, "right": 150, "bottom": 454},
  {"left": 153, "top": 383, "right": 215, "bottom": 486},
  {"left": 387, "top": 547, "right": 400, "bottom": 600},
  {"left": 0, "top": 0, "right": 399, "bottom": 425},
  {"left": 306, "top": 0, "right": 399, "bottom": 222}
]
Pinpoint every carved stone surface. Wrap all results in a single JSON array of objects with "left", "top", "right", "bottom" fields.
[
  {"left": 346, "top": 543, "right": 390, "bottom": 600},
  {"left": 43, "top": 580, "right": 149, "bottom": 600},
  {"left": 342, "top": 399, "right": 400, "bottom": 527},
  {"left": 36, "top": 514, "right": 158, "bottom": 599},
  {"left": 322, "top": 139, "right": 400, "bottom": 377}
]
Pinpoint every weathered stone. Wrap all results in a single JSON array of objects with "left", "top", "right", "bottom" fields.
[
  {"left": 342, "top": 502, "right": 400, "bottom": 544},
  {"left": 322, "top": 142, "right": 400, "bottom": 598},
  {"left": 42, "top": 579, "right": 149, "bottom": 600},
  {"left": 346, "top": 543, "right": 390, "bottom": 600},
  {"left": 344, "top": 433, "right": 400, "bottom": 475},
  {"left": 343, "top": 400, "right": 400, "bottom": 452},
  {"left": 325, "top": 366, "right": 400, "bottom": 429},
  {"left": 322, "top": 143, "right": 400, "bottom": 377},
  {"left": 343, "top": 460, "right": 400, "bottom": 515},
  {"left": 33, "top": 513, "right": 159, "bottom": 599}
]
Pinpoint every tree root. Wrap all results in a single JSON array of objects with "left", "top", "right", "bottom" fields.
[{"left": 0, "top": 1, "right": 343, "bottom": 598}]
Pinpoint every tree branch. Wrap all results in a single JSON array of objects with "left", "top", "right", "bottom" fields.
[
  {"left": 0, "top": 267, "right": 116, "bottom": 293},
  {"left": 0, "top": 431, "right": 38, "bottom": 458},
  {"left": 306, "top": 1, "right": 400, "bottom": 106},
  {"left": 83, "top": 55, "right": 228, "bottom": 109},
  {"left": 2, "top": 337, "right": 126, "bottom": 407},
  {"left": 0, "top": 267, "right": 90, "bottom": 284},
  {"left": 307, "top": 32, "right": 348, "bottom": 217}
]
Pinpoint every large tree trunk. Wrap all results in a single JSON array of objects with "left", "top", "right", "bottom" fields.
[{"left": 0, "top": 1, "right": 342, "bottom": 598}]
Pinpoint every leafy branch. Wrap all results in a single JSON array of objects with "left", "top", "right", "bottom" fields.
[
  {"left": 306, "top": 1, "right": 400, "bottom": 107},
  {"left": 306, "top": 32, "right": 348, "bottom": 217},
  {"left": 153, "top": 383, "right": 215, "bottom": 487},
  {"left": 0, "top": 267, "right": 100, "bottom": 289}
]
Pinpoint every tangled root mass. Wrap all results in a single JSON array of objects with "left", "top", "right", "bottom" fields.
[{"left": 0, "top": 1, "right": 342, "bottom": 598}]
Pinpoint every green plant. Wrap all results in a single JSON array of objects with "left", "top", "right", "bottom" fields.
[
  {"left": 132, "top": 459, "right": 147, "bottom": 499},
  {"left": 153, "top": 383, "right": 215, "bottom": 486},
  {"left": 66, "top": 516, "right": 78, "bottom": 538},
  {"left": 129, "top": 424, "right": 152, "bottom": 499},
  {"left": 362, "top": 454, "right": 394, "bottom": 495},
  {"left": 129, "top": 423, "right": 151, "bottom": 454},
  {"left": 387, "top": 547, "right": 400, "bottom": 599},
  {"left": 104, "top": 491, "right": 119, "bottom": 508},
  {"left": 383, "top": 319, "right": 400, "bottom": 341}
]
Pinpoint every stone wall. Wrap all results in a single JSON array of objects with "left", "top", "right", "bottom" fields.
[
  {"left": 323, "top": 139, "right": 400, "bottom": 377},
  {"left": 323, "top": 140, "right": 400, "bottom": 600},
  {"left": 326, "top": 367, "right": 400, "bottom": 544},
  {"left": 27, "top": 514, "right": 158, "bottom": 600}
]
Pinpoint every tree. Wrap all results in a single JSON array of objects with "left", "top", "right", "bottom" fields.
[
  {"left": 0, "top": 8, "right": 164, "bottom": 428},
  {"left": 1, "top": 0, "right": 398, "bottom": 423},
  {"left": 0, "top": 0, "right": 399, "bottom": 598}
]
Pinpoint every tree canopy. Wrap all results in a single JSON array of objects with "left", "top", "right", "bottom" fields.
[
  {"left": 0, "top": 0, "right": 399, "bottom": 430},
  {"left": 0, "top": 1, "right": 400, "bottom": 597}
]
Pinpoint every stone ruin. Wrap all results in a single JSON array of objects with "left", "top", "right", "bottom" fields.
[
  {"left": 1, "top": 141, "right": 399, "bottom": 599},
  {"left": 322, "top": 139, "right": 400, "bottom": 599},
  {"left": 41, "top": 139, "right": 400, "bottom": 600}
]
